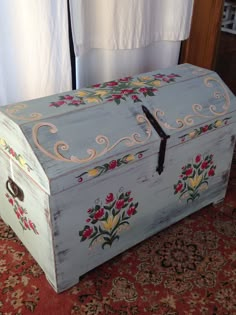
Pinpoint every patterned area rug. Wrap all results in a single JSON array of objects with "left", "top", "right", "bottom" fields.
[{"left": 0, "top": 168, "right": 236, "bottom": 314}]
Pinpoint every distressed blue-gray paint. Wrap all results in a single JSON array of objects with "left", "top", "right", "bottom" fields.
[{"left": 0, "top": 64, "right": 236, "bottom": 292}]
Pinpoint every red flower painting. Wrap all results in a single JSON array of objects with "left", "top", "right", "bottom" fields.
[
  {"left": 195, "top": 155, "right": 202, "bottom": 163},
  {"left": 175, "top": 183, "right": 184, "bottom": 193},
  {"left": 109, "top": 160, "right": 117, "bottom": 170},
  {"left": 127, "top": 206, "right": 136, "bottom": 217},
  {"left": 106, "top": 193, "right": 114, "bottom": 204},
  {"left": 185, "top": 168, "right": 193, "bottom": 176},
  {"left": 94, "top": 208, "right": 105, "bottom": 220},
  {"left": 115, "top": 199, "right": 125, "bottom": 210}
]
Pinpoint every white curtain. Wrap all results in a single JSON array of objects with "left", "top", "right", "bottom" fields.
[
  {"left": 69, "top": 0, "right": 194, "bottom": 88},
  {"left": 0, "top": 0, "right": 72, "bottom": 106}
]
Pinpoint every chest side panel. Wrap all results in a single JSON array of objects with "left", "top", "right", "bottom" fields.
[{"left": 0, "top": 151, "right": 56, "bottom": 288}]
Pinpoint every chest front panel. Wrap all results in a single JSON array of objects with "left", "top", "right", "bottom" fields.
[{"left": 49, "top": 123, "right": 235, "bottom": 292}]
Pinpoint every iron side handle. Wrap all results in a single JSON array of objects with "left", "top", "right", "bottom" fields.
[{"left": 6, "top": 177, "right": 24, "bottom": 201}]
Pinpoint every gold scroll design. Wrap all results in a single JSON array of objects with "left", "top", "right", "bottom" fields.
[
  {"left": 32, "top": 115, "right": 152, "bottom": 164},
  {"left": 153, "top": 76, "right": 231, "bottom": 130},
  {"left": 5, "top": 104, "right": 42, "bottom": 121}
]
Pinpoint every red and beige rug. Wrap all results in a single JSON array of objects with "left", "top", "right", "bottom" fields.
[{"left": 1, "top": 167, "right": 236, "bottom": 314}]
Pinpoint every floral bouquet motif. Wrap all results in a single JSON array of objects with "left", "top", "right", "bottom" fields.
[
  {"left": 5, "top": 193, "right": 39, "bottom": 234},
  {"left": 79, "top": 189, "right": 139, "bottom": 249},
  {"left": 174, "top": 154, "right": 216, "bottom": 202}
]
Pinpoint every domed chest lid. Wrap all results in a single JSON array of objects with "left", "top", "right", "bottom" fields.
[{"left": 1, "top": 63, "right": 235, "bottom": 195}]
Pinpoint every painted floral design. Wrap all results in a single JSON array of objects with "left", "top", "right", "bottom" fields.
[
  {"left": 49, "top": 73, "right": 181, "bottom": 107},
  {"left": 79, "top": 188, "right": 139, "bottom": 249},
  {"left": 5, "top": 193, "right": 39, "bottom": 235},
  {"left": 179, "top": 117, "right": 231, "bottom": 143},
  {"left": 0, "top": 138, "right": 33, "bottom": 172},
  {"left": 174, "top": 154, "right": 216, "bottom": 202},
  {"left": 76, "top": 150, "right": 147, "bottom": 183}
]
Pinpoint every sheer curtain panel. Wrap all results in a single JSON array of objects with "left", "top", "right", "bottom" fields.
[
  {"left": 0, "top": 0, "right": 71, "bottom": 106},
  {"left": 69, "top": 0, "right": 194, "bottom": 88}
]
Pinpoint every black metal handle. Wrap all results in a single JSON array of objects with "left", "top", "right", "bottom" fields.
[
  {"left": 6, "top": 177, "right": 24, "bottom": 201},
  {"left": 142, "top": 105, "right": 170, "bottom": 174},
  {"left": 156, "top": 138, "right": 168, "bottom": 175}
]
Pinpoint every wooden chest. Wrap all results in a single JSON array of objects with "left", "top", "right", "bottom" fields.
[{"left": 0, "top": 64, "right": 236, "bottom": 293}]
